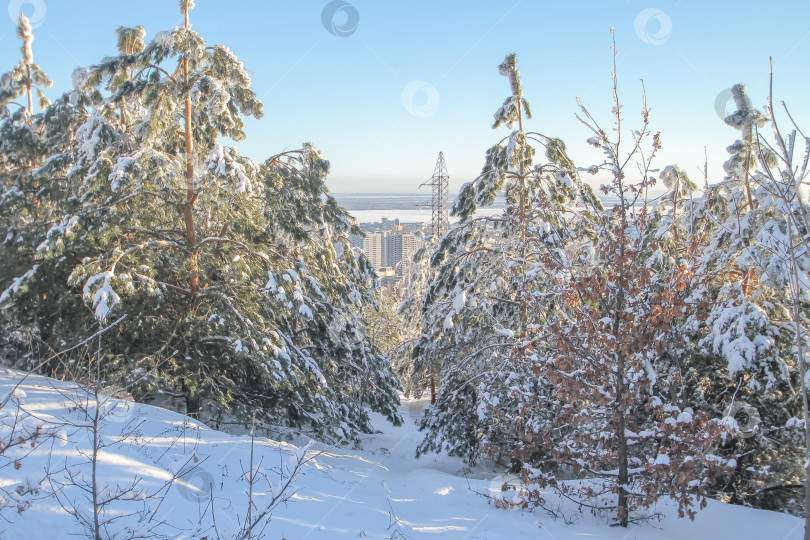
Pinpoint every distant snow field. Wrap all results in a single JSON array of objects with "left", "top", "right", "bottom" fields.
[
  {"left": 0, "top": 370, "right": 802, "bottom": 539},
  {"left": 346, "top": 208, "right": 503, "bottom": 225}
]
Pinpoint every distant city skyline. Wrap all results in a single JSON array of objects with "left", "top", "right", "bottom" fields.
[{"left": 2, "top": 1, "right": 808, "bottom": 194}]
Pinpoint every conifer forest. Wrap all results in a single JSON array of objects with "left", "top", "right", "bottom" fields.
[{"left": 0, "top": 1, "right": 809, "bottom": 539}]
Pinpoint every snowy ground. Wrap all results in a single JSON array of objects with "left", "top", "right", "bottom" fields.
[{"left": 0, "top": 369, "right": 803, "bottom": 539}]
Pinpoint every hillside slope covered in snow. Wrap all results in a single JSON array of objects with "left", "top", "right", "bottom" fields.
[{"left": 0, "top": 370, "right": 803, "bottom": 539}]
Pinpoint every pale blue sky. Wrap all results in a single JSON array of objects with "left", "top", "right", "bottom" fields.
[{"left": 1, "top": 0, "right": 808, "bottom": 194}]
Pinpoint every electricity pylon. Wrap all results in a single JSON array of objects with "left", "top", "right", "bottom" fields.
[{"left": 420, "top": 152, "right": 450, "bottom": 237}]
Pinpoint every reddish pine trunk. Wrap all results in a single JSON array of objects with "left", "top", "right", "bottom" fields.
[
  {"left": 25, "top": 64, "right": 32, "bottom": 114},
  {"left": 181, "top": 31, "right": 199, "bottom": 297},
  {"left": 26, "top": 64, "right": 40, "bottom": 215}
]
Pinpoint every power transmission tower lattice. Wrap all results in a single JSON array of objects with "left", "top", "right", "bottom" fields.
[{"left": 420, "top": 152, "right": 450, "bottom": 238}]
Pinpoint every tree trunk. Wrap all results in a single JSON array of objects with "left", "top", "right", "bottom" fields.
[
  {"left": 614, "top": 174, "right": 629, "bottom": 527},
  {"left": 181, "top": 8, "right": 199, "bottom": 298},
  {"left": 183, "top": 380, "right": 201, "bottom": 420},
  {"left": 186, "top": 395, "right": 201, "bottom": 419},
  {"left": 787, "top": 223, "right": 810, "bottom": 540},
  {"left": 25, "top": 64, "right": 40, "bottom": 215},
  {"left": 613, "top": 294, "right": 630, "bottom": 526},
  {"left": 516, "top": 100, "right": 529, "bottom": 332},
  {"left": 615, "top": 362, "right": 629, "bottom": 527},
  {"left": 25, "top": 63, "right": 32, "bottom": 114}
]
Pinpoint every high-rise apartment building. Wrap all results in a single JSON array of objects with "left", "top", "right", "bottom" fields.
[{"left": 347, "top": 219, "right": 424, "bottom": 284}]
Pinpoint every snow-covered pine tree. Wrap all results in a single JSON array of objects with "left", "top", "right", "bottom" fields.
[
  {"left": 429, "top": 35, "right": 733, "bottom": 524},
  {"left": 0, "top": 13, "right": 47, "bottom": 273},
  {"left": 258, "top": 145, "right": 402, "bottom": 434},
  {"left": 0, "top": 14, "right": 52, "bottom": 117},
  {"left": 662, "top": 83, "right": 807, "bottom": 513},
  {"left": 0, "top": 13, "right": 53, "bottom": 240},
  {"left": 394, "top": 240, "right": 438, "bottom": 402},
  {"left": 0, "top": 13, "right": 75, "bottom": 364},
  {"left": 0, "top": 2, "right": 400, "bottom": 440},
  {"left": 521, "top": 43, "right": 732, "bottom": 524},
  {"left": 654, "top": 164, "right": 697, "bottom": 243},
  {"left": 413, "top": 53, "right": 602, "bottom": 463},
  {"left": 748, "top": 73, "right": 810, "bottom": 532}
]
